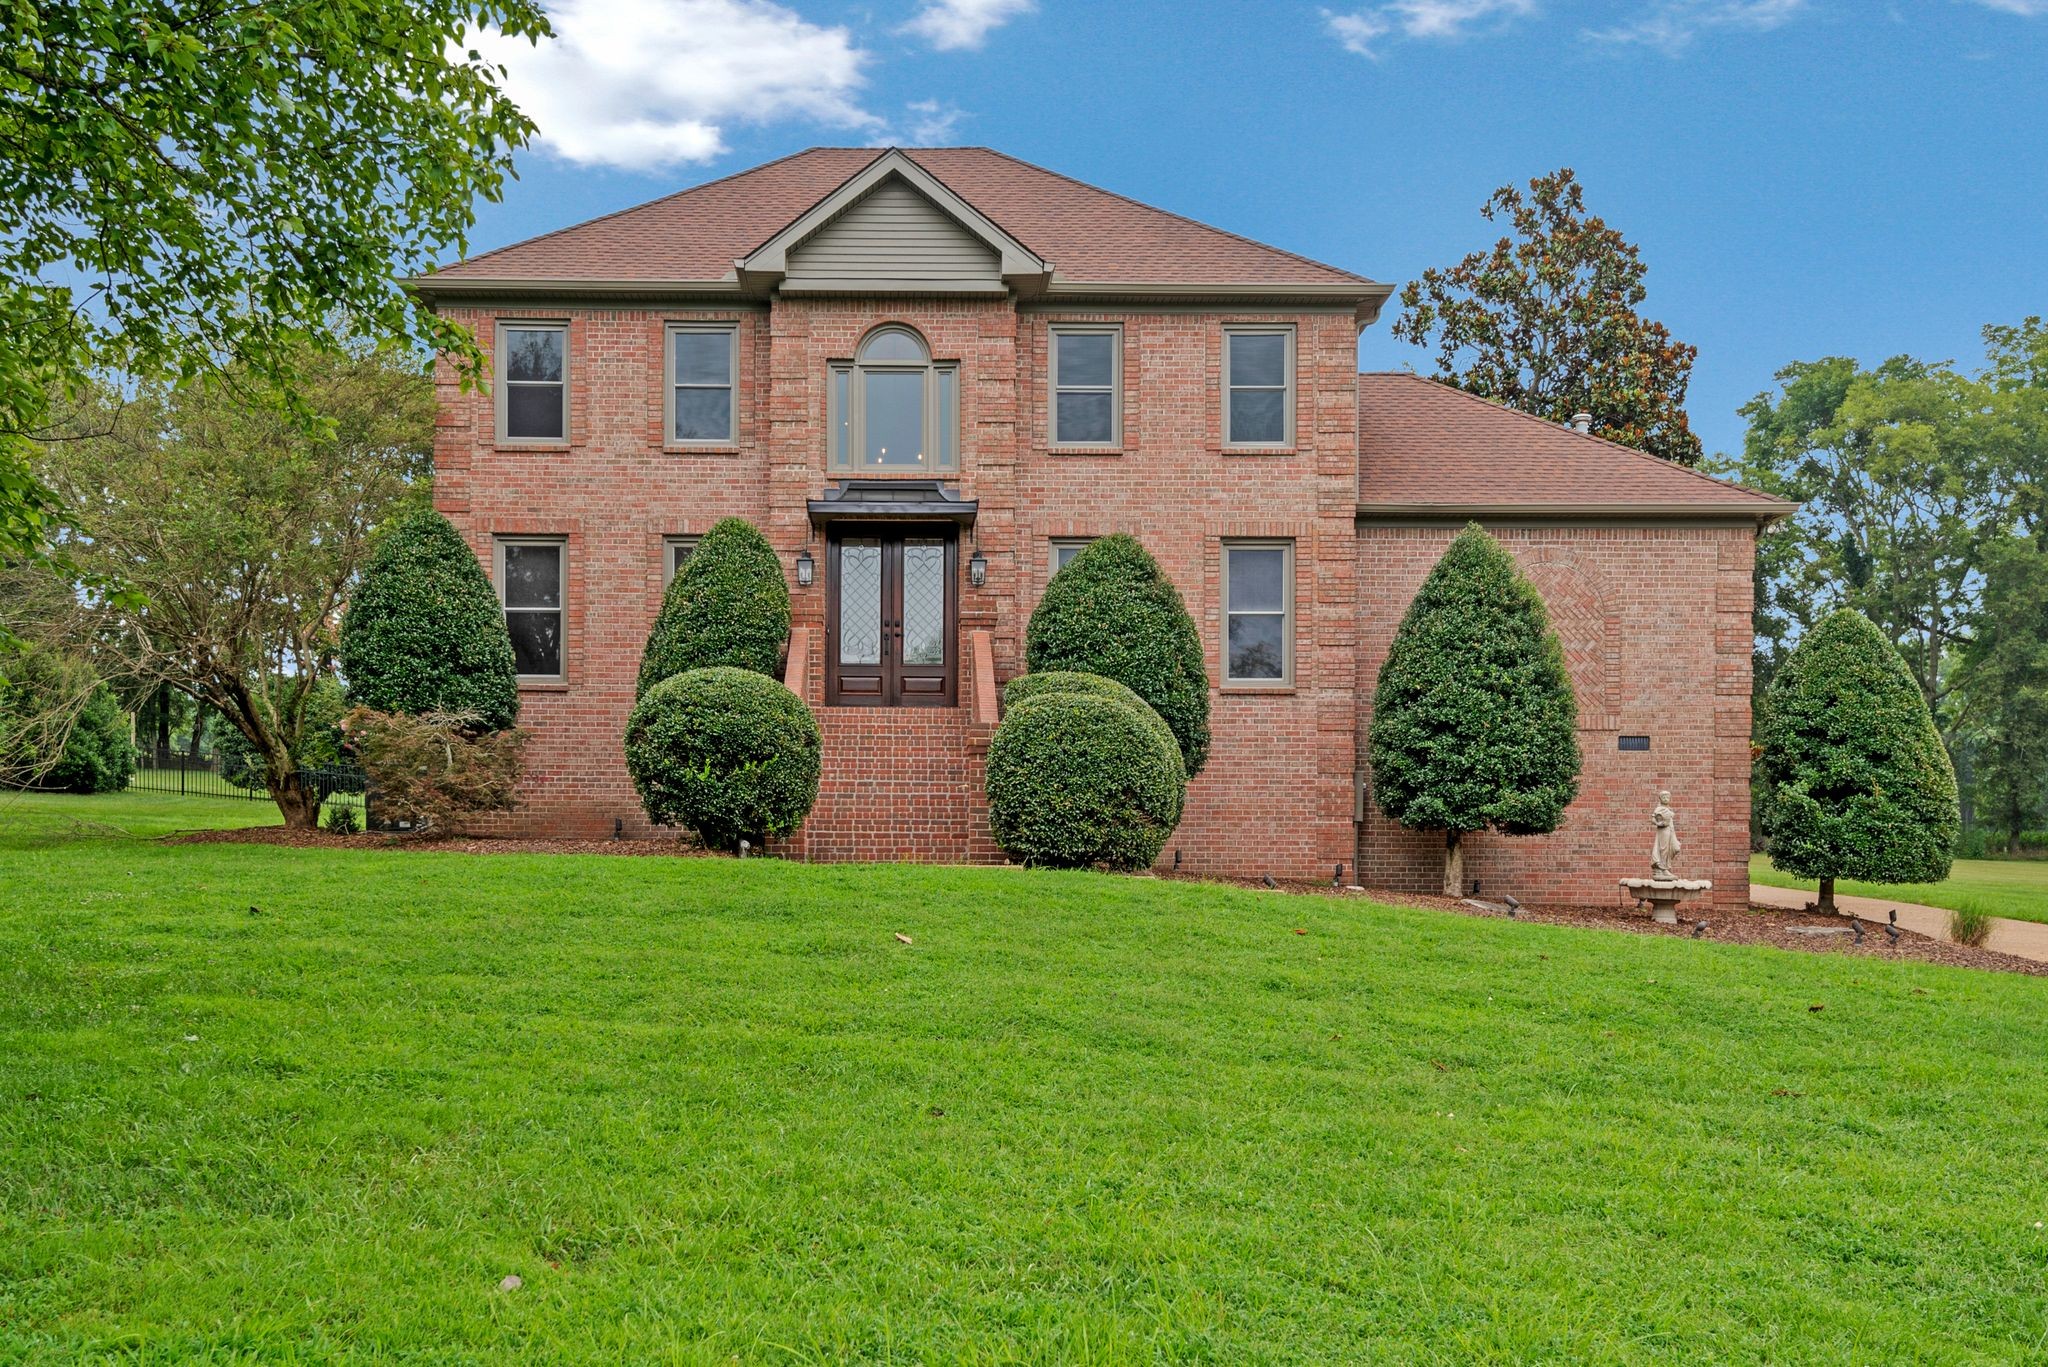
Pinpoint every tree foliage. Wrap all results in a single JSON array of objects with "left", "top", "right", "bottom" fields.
[
  {"left": 624, "top": 668, "right": 821, "bottom": 851},
  {"left": 1758, "top": 609, "right": 1958, "bottom": 909},
  {"left": 1393, "top": 168, "right": 1703, "bottom": 465},
  {"left": 0, "top": 0, "right": 546, "bottom": 579},
  {"left": 16, "top": 343, "right": 430, "bottom": 826},
  {"left": 1368, "top": 525, "right": 1581, "bottom": 895},
  {"left": 1024, "top": 534, "right": 1211, "bottom": 776},
  {"left": 340, "top": 508, "right": 519, "bottom": 731},
  {"left": 0, "top": 645, "right": 133, "bottom": 793},
  {"left": 636, "top": 518, "right": 790, "bottom": 698},
  {"left": 986, "top": 691, "right": 1185, "bottom": 872}
]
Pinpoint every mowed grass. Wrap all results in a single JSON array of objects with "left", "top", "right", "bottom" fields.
[
  {"left": 2, "top": 794, "right": 2046, "bottom": 1362},
  {"left": 1751, "top": 852, "right": 2048, "bottom": 925}
]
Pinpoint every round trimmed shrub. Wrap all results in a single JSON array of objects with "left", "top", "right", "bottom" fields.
[
  {"left": 339, "top": 508, "right": 519, "bottom": 730},
  {"left": 1003, "top": 670, "right": 1186, "bottom": 823},
  {"left": 625, "top": 666, "right": 820, "bottom": 850},
  {"left": 1025, "top": 534, "right": 1210, "bottom": 776},
  {"left": 637, "top": 517, "right": 790, "bottom": 698},
  {"left": 985, "top": 691, "right": 1184, "bottom": 871}
]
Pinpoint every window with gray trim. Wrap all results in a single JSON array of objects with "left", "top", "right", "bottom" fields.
[
  {"left": 1050, "top": 537, "right": 1095, "bottom": 574},
  {"left": 1224, "top": 540, "right": 1293, "bottom": 684},
  {"left": 495, "top": 537, "right": 565, "bottom": 679},
  {"left": 668, "top": 325, "right": 736, "bottom": 443},
  {"left": 1224, "top": 327, "right": 1293, "bottom": 447},
  {"left": 828, "top": 326, "right": 958, "bottom": 472},
  {"left": 498, "top": 323, "right": 566, "bottom": 442},
  {"left": 1051, "top": 326, "right": 1119, "bottom": 446},
  {"left": 665, "top": 535, "right": 700, "bottom": 583}
]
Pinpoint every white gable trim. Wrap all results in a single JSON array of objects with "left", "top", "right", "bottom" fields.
[{"left": 738, "top": 148, "right": 1049, "bottom": 287}]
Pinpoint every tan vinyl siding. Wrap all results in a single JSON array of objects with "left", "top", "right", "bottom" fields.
[{"left": 785, "top": 177, "right": 1002, "bottom": 290}]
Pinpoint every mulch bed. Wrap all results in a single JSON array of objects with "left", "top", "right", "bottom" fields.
[
  {"left": 1184, "top": 874, "right": 2048, "bottom": 977},
  {"left": 170, "top": 828, "right": 2046, "bottom": 976}
]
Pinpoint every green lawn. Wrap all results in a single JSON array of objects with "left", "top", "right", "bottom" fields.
[
  {"left": 1751, "top": 852, "right": 2048, "bottom": 925},
  {"left": 4, "top": 792, "right": 2046, "bottom": 1362}
]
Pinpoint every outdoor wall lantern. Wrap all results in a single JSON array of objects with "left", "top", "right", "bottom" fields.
[
  {"left": 795, "top": 547, "right": 815, "bottom": 588},
  {"left": 968, "top": 548, "right": 988, "bottom": 589}
]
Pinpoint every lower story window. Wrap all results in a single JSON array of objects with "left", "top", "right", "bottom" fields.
[
  {"left": 1050, "top": 537, "right": 1095, "bottom": 574},
  {"left": 496, "top": 536, "right": 565, "bottom": 680},
  {"left": 1224, "top": 540, "right": 1293, "bottom": 685},
  {"left": 665, "top": 535, "right": 700, "bottom": 582}
]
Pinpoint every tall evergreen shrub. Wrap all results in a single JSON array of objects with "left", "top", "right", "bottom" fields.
[
  {"left": 637, "top": 517, "right": 790, "bottom": 698},
  {"left": 1024, "top": 534, "right": 1210, "bottom": 775},
  {"left": 1368, "top": 524, "right": 1581, "bottom": 895}
]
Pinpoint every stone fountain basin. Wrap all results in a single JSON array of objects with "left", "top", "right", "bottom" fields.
[{"left": 1619, "top": 877, "right": 1714, "bottom": 924}]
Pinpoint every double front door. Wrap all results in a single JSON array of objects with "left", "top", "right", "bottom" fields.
[{"left": 826, "top": 526, "right": 957, "bottom": 706}]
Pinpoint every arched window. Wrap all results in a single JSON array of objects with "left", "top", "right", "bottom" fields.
[{"left": 829, "top": 326, "right": 959, "bottom": 472}]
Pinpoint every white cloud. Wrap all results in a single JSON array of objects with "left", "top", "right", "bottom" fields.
[
  {"left": 1970, "top": 0, "right": 2048, "bottom": 13},
  {"left": 1584, "top": 0, "right": 1806, "bottom": 54},
  {"left": 902, "top": 0, "right": 1036, "bottom": 50},
  {"left": 1324, "top": 0, "right": 1537, "bottom": 57},
  {"left": 469, "top": 0, "right": 880, "bottom": 171},
  {"left": 899, "top": 99, "right": 966, "bottom": 144}
]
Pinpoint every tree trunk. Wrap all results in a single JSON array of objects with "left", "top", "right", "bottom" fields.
[
  {"left": 1443, "top": 830, "right": 1466, "bottom": 898},
  {"left": 151, "top": 686, "right": 171, "bottom": 762},
  {"left": 1817, "top": 875, "right": 1837, "bottom": 916},
  {"left": 268, "top": 766, "right": 321, "bottom": 829}
]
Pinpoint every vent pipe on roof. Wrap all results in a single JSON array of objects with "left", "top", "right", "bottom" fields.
[{"left": 1570, "top": 411, "right": 1593, "bottom": 434}]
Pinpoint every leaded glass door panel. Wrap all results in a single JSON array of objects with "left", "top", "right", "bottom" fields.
[{"left": 825, "top": 526, "right": 957, "bottom": 706}]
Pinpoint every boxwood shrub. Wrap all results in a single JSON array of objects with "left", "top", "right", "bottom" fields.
[
  {"left": 1024, "top": 534, "right": 1210, "bottom": 775},
  {"left": 338, "top": 508, "right": 519, "bottom": 730},
  {"left": 637, "top": 517, "right": 790, "bottom": 698},
  {"left": 624, "top": 666, "right": 820, "bottom": 850},
  {"left": 985, "top": 690, "right": 1184, "bottom": 871},
  {"left": 1002, "top": 670, "right": 1185, "bottom": 824}
]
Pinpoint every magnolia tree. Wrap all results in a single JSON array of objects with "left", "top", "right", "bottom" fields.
[
  {"left": 1758, "top": 608, "right": 1958, "bottom": 913},
  {"left": 1369, "top": 526, "right": 1582, "bottom": 895}
]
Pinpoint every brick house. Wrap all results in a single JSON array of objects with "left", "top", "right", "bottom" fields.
[{"left": 413, "top": 146, "right": 1789, "bottom": 907}]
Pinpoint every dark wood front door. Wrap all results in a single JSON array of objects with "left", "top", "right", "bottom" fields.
[{"left": 825, "top": 526, "right": 957, "bottom": 706}]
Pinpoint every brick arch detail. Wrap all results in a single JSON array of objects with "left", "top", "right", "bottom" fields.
[{"left": 1520, "top": 552, "right": 1620, "bottom": 732}]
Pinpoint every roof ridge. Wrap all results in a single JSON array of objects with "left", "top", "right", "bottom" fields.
[
  {"left": 923, "top": 147, "right": 1380, "bottom": 286},
  {"left": 1362, "top": 371, "right": 1789, "bottom": 505},
  {"left": 434, "top": 145, "right": 840, "bottom": 276}
]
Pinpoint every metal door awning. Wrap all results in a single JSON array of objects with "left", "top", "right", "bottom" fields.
[{"left": 807, "top": 479, "right": 978, "bottom": 527}]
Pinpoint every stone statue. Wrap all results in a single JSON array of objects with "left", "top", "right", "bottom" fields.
[{"left": 1651, "top": 791, "right": 1681, "bottom": 879}]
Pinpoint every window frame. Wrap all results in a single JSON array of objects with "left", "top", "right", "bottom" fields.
[
  {"left": 1049, "top": 537, "right": 1095, "bottom": 575},
  {"left": 1222, "top": 538, "right": 1295, "bottom": 688},
  {"left": 1049, "top": 324, "right": 1122, "bottom": 450},
  {"left": 827, "top": 325, "right": 959, "bottom": 474},
  {"left": 494, "top": 320, "right": 569, "bottom": 446},
  {"left": 665, "top": 323, "right": 738, "bottom": 448},
  {"left": 493, "top": 534, "right": 568, "bottom": 683},
  {"left": 664, "top": 534, "right": 700, "bottom": 583},
  {"left": 1222, "top": 325, "right": 1296, "bottom": 451}
]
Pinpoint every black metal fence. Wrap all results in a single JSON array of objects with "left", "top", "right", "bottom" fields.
[{"left": 132, "top": 750, "right": 367, "bottom": 813}]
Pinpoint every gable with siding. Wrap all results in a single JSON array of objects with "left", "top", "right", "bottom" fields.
[{"left": 783, "top": 175, "right": 1003, "bottom": 292}]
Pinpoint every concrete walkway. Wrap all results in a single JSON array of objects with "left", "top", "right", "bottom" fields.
[{"left": 1750, "top": 883, "right": 2048, "bottom": 964}]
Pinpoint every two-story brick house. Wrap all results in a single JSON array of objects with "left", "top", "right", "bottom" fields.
[{"left": 413, "top": 146, "right": 1788, "bottom": 907}]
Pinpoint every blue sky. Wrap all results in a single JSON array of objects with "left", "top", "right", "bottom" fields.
[{"left": 464, "top": 0, "right": 2048, "bottom": 457}]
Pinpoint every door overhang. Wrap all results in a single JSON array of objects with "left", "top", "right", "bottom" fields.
[{"left": 808, "top": 479, "right": 978, "bottom": 529}]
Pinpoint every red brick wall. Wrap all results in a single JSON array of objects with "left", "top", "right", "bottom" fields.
[{"left": 1353, "top": 523, "right": 1757, "bottom": 910}]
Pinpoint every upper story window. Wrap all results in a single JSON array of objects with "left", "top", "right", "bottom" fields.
[
  {"left": 498, "top": 322, "right": 567, "bottom": 443},
  {"left": 1224, "top": 326, "right": 1294, "bottom": 448},
  {"left": 668, "top": 324, "right": 736, "bottom": 445},
  {"left": 829, "top": 325, "right": 959, "bottom": 473},
  {"left": 1051, "top": 326, "right": 1120, "bottom": 447},
  {"left": 495, "top": 536, "right": 566, "bottom": 681}
]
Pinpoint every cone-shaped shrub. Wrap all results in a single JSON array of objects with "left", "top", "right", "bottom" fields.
[
  {"left": 1368, "top": 524, "right": 1580, "bottom": 895},
  {"left": 986, "top": 691, "right": 1183, "bottom": 871},
  {"left": 637, "top": 517, "right": 790, "bottom": 698},
  {"left": 1758, "top": 607, "right": 1957, "bottom": 912},
  {"left": 339, "top": 508, "right": 518, "bottom": 730},
  {"left": 1003, "top": 670, "right": 1186, "bottom": 825},
  {"left": 1024, "top": 534, "right": 1210, "bottom": 775},
  {"left": 625, "top": 666, "right": 820, "bottom": 850}
]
